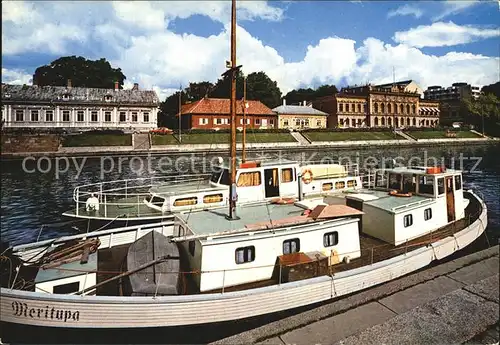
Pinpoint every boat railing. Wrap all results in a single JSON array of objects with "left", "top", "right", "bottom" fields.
[{"left": 72, "top": 174, "right": 211, "bottom": 210}]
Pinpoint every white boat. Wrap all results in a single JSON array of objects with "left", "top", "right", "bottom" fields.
[
  {"left": 61, "top": 159, "right": 363, "bottom": 229},
  {"left": 0, "top": 165, "right": 488, "bottom": 330}
]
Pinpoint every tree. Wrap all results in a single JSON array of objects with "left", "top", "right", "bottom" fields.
[
  {"left": 462, "top": 93, "right": 500, "bottom": 136},
  {"left": 482, "top": 81, "right": 500, "bottom": 99},
  {"left": 246, "top": 71, "right": 282, "bottom": 108},
  {"left": 209, "top": 70, "right": 245, "bottom": 99},
  {"left": 185, "top": 81, "right": 214, "bottom": 102},
  {"left": 284, "top": 84, "right": 339, "bottom": 105},
  {"left": 33, "top": 56, "right": 126, "bottom": 89}
]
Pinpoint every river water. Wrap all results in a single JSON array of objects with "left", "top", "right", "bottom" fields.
[{"left": 1, "top": 143, "right": 499, "bottom": 246}]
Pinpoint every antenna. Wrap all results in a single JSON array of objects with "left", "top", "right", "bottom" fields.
[{"left": 393, "top": 66, "right": 395, "bottom": 85}]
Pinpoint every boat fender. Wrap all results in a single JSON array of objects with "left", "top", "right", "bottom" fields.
[
  {"left": 389, "top": 190, "right": 412, "bottom": 197},
  {"left": 301, "top": 169, "right": 313, "bottom": 184},
  {"left": 271, "top": 197, "right": 296, "bottom": 205},
  {"left": 85, "top": 193, "right": 100, "bottom": 212},
  {"left": 343, "top": 256, "right": 351, "bottom": 264}
]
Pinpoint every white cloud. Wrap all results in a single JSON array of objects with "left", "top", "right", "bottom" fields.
[
  {"left": 2, "top": 1, "right": 498, "bottom": 100},
  {"left": 387, "top": 4, "right": 423, "bottom": 19},
  {"left": 393, "top": 21, "right": 500, "bottom": 48},
  {"left": 1, "top": 68, "right": 33, "bottom": 85},
  {"left": 432, "top": 1, "right": 480, "bottom": 21}
]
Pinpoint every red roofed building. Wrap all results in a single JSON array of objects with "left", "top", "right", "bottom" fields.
[{"left": 178, "top": 98, "right": 277, "bottom": 130}]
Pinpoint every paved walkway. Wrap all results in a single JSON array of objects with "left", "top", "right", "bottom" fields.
[
  {"left": 133, "top": 133, "right": 150, "bottom": 150},
  {"left": 212, "top": 245, "right": 499, "bottom": 345},
  {"left": 290, "top": 132, "right": 311, "bottom": 145}
]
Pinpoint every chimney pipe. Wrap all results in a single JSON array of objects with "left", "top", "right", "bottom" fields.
[
  {"left": 67, "top": 79, "right": 72, "bottom": 88},
  {"left": 283, "top": 98, "right": 286, "bottom": 106},
  {"left": 32, "top": 74, "right": 37, "bottom": 87},
  {"left": 132, "top": 83, "right": 139, "bottom": 91},
  {"left": 114, "top": 81, "right": 119, "bottom": 91}
]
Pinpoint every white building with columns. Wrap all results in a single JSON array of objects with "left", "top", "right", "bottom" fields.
[{"left": 1, "top": 80, "right": 159, "bottom": 131}]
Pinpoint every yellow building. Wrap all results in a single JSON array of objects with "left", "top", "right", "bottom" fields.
[
  {"left": 312, "top": 80, "right": 440, "bottom": 128},
  {"left": 272, "top": 100, "right": 328, "bottom": 129}
]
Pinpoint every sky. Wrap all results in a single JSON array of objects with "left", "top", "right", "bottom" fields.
[{"left": 2, "top": 1, "right": 499, "bottom": 101}]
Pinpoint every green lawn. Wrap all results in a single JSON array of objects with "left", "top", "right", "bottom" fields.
[
  {"left": 407, "top": 131, "right": 482, "bottom": 139},
  {"left": 151, "top": 134, "right": 179, "bottom": 145},
  {"left": 62, "top": 134, "right": 132, "bottom": 147},
  {"left": 304, "top": 131, "right": 403, "bottom": 142},
  {"left": 153, "top": 132, "right": 296, "bottom": 145}
]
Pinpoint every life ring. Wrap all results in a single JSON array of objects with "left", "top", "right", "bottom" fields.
[
  {"left": 389, "top": 190, "right": 412, "bottom": 197},
  {"left": 271, "top": 197, "right": 296, "bottom": 205},
  {"left": 301, "top": 169, "right": 313, "bottom": 184}
]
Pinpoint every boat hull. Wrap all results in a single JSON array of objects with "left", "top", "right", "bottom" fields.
[{"left": 0, "top": 191, "right": 488, "bottom": 330}]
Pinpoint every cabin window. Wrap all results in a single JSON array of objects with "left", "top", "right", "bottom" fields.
[
  {"left": 335, "top": 181, "right": 346, "bottom": 189},
  {"left": 219, "top": 169, "right": 230, "bottom": 186},
  {"left": 454, "top": 175, "right": 462, "bottom": 190},
  {"left": 237, "top": 172, "right": 261, "bottom": 187},
  {"left": 188, "top": 241, "right": 196, "bottom": 256},
  {"left": 283, "top": 238, "right": 300, "bottom": 254},
  {"left": 402, "top": 174, "right": 416, "bottom": 193},
  {"left": 210, "top": 168, "right": 222, "bottom": 183},
  {"left": 389, "top": 173, "right": 401, "bottom": 190},
  {"left": 53, "top": 281, "right": 80, "bottom": 294},
  {"left": 424, "top": 208, "right": 432, "bottom": 221},
  {"left": 347, "top": 180, "right": 357, "bottom": 188},
  {"left": 150, "top": 196, "right": 165, "bottom": 207},
  {"left": 322, "top": 183, "right": 333, "bottom": 191},
  {"left": 173, "top": 197, "right": 197, "bottom": 207},
  {"left": 235, "top": 246, "right": 255, "bottom": 264},
  {"left": 437, "top": 178, "right": 445, "bottom": 195},
  {"left": 403, "top": 214, "right": 413, "bottom": 227},
  {"left": 203, "top": 194, "right": 223, "bottom": 203},
  {"left": 375, "top": 172, "right": 387, "bottom": 188},
  {"left": 281, "top": 168, "right": 294, "bottom": 183},
  {"left": 418, "top": 176, "right": 434, "bottom": 195},
  {"left": 324, "top": 232, "right": 339, "bottom": 247}
]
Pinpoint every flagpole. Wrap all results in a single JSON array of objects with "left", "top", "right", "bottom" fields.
[
  {"left": 242, "top": 76, "right": 247, "bottom": 163},
  {"left": 228, "top": 0, "right": 238, "bottom": 220},
  {"left": 178, "top": 85, "right": 182, "bottom": 143}
]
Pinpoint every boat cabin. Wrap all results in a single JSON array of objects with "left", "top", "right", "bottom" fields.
[
  {"left": 325, "top": 166, "right": 466, "bottom": 246},
  {"left": 143, "top": 159, "right": 362, "bottom": 214},
  {"left": 173, "top": 202, "right": 363, "bottom": 292}
]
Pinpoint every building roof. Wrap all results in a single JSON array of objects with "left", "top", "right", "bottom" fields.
[
  {"left": 375, "top": 80, "right": 414, "bottom": 88},
  {"left": 179, "top": 98, "right": 275, "bottom": 116},
  {"left": 272, "top": 105, "right": 328, "bottom": 116},
  {"left": 1, "top": 84, "right": 159, "bottom": 106}
]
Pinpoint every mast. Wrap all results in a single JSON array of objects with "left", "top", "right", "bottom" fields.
[
  {"left": 178, "top": 84, "right": 182, "bottom": 143},
  {"left": 242, "top": 76, "right": 247, "bottom": 163},
  {"left": 228, "top": 0, "right": 238, "bottom": 219}
]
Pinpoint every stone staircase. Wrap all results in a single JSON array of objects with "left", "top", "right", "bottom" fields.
[
  {"left": 1, "top": 134, "right": 61, "bottom": 153},
  {"left": 395, "top": 130, "right": 416, "bottom": 141},
  {"left": 133, "top": 133, "right": 151, "bottom": 150},
  {"left": 291, "top": 131, "right": 311, "bottom": 145}
]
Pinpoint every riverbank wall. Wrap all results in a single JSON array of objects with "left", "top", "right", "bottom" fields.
[{"left": 1, "top": 136, "right": 498, "bottom": 158}]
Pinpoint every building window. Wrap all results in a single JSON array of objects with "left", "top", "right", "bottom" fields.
[
  {"left": 283, "top": 120, "right": 289, "bottom": 127},
  {"left": 30, "top": 110, "right": 39, "bottom": 122},
  {"left": 255, "top": 118, "right": 261, "bottom": 125},
  {"left": 270, "top": 119, "right": 274, "bottom": 126},
  {"left": 403, "top": 214, "right": 413, "bottom": 227},
  {"left": 143, "top": 112, "right": 150, "bottom": 122},
  {"left": 374, "top": 103, "right": 378, "bottom": 113},
  {"left": 412, "top": 104, "right": 416, "bottom": 114},
  {"left": 388, "top": 103, "right": 392, "bottom": 113},
  {"left": 339, "top": 104, "right": 343, "bottom": 112},
  {"left": 62, "top": 94, "right": 70, "bottom": 101},
  {"left": 77, "top": 110, "right": 84, "bottom": 122},
  {"left": 283, "top": 238, "right": 300, "bottom": 254},
  {"left": 395, "top": 104, "right": 398, "bottom": 114},
  {"left": 235, "top": 246, "right": 255, "bottom": 264},
  {"left": 400, "top": 104, "right": 404, "bottom": 114},
  {"left": 454, "top": 175, "right": 462, "bottom": 190},
  {"left": 105, "top": 111, "right": 112, "bottom": 122},
  {"left": 281, "top": 168, "right": 294, "bottom": 183},
  {"left": 316, "top": 120, "right": 321, "bottom": 127},
  {"left": 119, "top": 111, "right": 126, "bottom": 122},
  {"left": 15, "top": 110, "right": 24, "bottom": 121},
  {"left": 62, "top": 110, "right": 70, "bottom": 122},
  {"left": 406, "top": 104, "right": 410, "bottom": 114},
  {"left": 104, "top": 95, "right": 112, "bottom": 102},
  {"left": 424, "top": 208, "right": 432, "bottom": 221},
  {"left": 324, "top": 231, "right": 339, "bottom": 247},
  {"left": 45, "top": 110, "right": 54, "bottom": 122},
  {"left": 132, "top": 112, "right": 138, "bottom": 122},
  {"left": 199, "top": 118, "right": 208, "bottom": 125},
  {"left": 91, "top": 111, "right": 98, "bottom": 122},
  {"left": 357, "top": 104, "right": 361, "bottom": 113},
  {"left": 381, "top": 103, "right": 385, "bottom": 113},
  {"left": 237, "top": 171, "right": 261, "bottom": 187}
]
